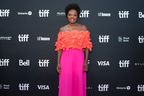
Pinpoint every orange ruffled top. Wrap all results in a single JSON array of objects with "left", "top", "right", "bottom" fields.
[{"left": 55, "top": 30, "right": 93, "bottom": 51}]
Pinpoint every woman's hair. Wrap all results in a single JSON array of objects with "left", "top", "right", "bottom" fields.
[{"left": 65, "top": 3, "right": 81, "bottom": 18}]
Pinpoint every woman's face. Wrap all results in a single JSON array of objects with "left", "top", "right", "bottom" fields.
[{"left": 67, "top": 9, "right": 78, "bottom": 24}]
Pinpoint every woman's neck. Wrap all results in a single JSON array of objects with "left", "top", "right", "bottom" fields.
[{"left": 68, "top": 23, "right": 78, "bottom": 26}]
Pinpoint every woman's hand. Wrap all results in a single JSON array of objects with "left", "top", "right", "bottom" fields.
[
  {"left": 83, "top": 62, "right": 88, "bottom": 72},
  {"left": 56, "top": 64, "right": 61, "bottom": 73}
]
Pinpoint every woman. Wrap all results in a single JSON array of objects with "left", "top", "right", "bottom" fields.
[{"left": 55, "top": 3, "right": 93, "bottom": 96}]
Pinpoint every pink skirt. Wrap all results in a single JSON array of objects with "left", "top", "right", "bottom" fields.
[{"left": 58, "top": 48, "right": 86, "bottom": 96}]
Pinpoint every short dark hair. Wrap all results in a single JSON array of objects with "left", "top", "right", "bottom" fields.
[{"left": 65, "top": 3, "right": 81, "bottom": 18}]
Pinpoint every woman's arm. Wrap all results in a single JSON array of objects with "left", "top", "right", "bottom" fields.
[
  {"left": 56, "top": 50, "right": 62, "bottom": 73},
  {"left": 57, "top": 50, "right": 62, "bottom": 64},
  {"left": 84, "top": 48, "right": 89, "bottom": 64},
  {"left": 83, "top": 48, "right": 89, "bottom": 72},
  {"left": 57, "top": 27, "right": 63, "bottom": 64}
]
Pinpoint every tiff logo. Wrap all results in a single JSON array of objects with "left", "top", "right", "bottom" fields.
[
  {"left": 0, "top": 59, "right": 9, "bottom": 66},
  {"left": 39, "top": 10, "right": 50, "bottom": 17},
  {"left": 118, "top": 11, "right": 129, "bottom": 18},
  {"left": 137, "top": 84, "right": 144, "bottom": 92},
  {"left": 80, "top": 10, "right": 89, "bottom": 18},
  {"left": 38, "top": 59, "right": 49, "bottom": 67},
  {"left": 98, "top": 35, "right": 109, "bottom": 43},
  {"left": 98, "top": 84, "right": 109, "bottom": 92},
  {"left": 19, "top": 59, "right": 30, "bottom": 66},
  {"left": 138, "top": 36, "right": 144, "bottom": 43},
  {"left": 97, "top": 61, "right": 110, "bottom": 66},
  {"left": 18, "top": 34, "right": 29, "bottom": 42},
  {"left": 0, "top": 9, "right": 10, "bottom": 17},
  {"left": 119, "top": 60, "right": 130, "bottom": 68},
  {"left": 19, "top": 83, "right": 29, "bottom": 91}
]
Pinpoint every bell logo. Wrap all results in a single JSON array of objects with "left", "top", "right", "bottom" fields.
[
  {"left": 139, "top": 12, "right": 144, "bottom": 18},
  {"left": 19, "top": 59, "right": 30, "bottom": 66}
]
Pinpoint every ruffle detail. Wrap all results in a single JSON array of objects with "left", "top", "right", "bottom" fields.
[{"left": 55, "top": 30, "right": 93, "bottom": 51}]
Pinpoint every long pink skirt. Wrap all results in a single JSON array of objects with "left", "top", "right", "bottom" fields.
[{"left": 58, "top": 48, "right": 86, "bottom": 96}]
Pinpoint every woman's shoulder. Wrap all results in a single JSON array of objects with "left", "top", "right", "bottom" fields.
[
  {"left": 80, "top": 24, "right": 88, "bottom": 31},
  {"left": 59, "top": 25, "right": 69, "bottom": 32},
  {"left": 77, "top": 24, "right": 90, "bottom": 33},
  {"left": 58, "top": 23, "right": 89, "bottom": 32}
]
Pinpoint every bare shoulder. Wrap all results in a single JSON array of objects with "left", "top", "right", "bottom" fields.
[
  {"left": 59, "top": 24, "right": 69, "bottom": 32},
  {"left": 80, "top": 24, "right": 89, "bottom": 31},
  {"left": 59, "top": 25, "right": 66, "bottom": 32}
]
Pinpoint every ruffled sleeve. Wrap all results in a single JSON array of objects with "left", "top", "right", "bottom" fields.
[
  {"left": 55, "top": 32, "right": 63, "bottom": 51},
  {"left": 55, "top": 30, "right": 93, "bottom": 52},
  {"left": 83, "top": 32, "right": 93, "bottom": 51}
]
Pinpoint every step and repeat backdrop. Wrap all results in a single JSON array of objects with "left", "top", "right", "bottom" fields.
[{"left": 0, "top": 0, "right": 144, "bottom": 96}]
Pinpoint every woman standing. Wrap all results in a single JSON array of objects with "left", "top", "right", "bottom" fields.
[{"left": 55, "top": 3, "right": 93, "bottom": 96}]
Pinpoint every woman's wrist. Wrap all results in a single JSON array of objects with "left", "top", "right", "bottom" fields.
[{"left": 84, "top": 61, "right": 88, "bottom": 65}]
